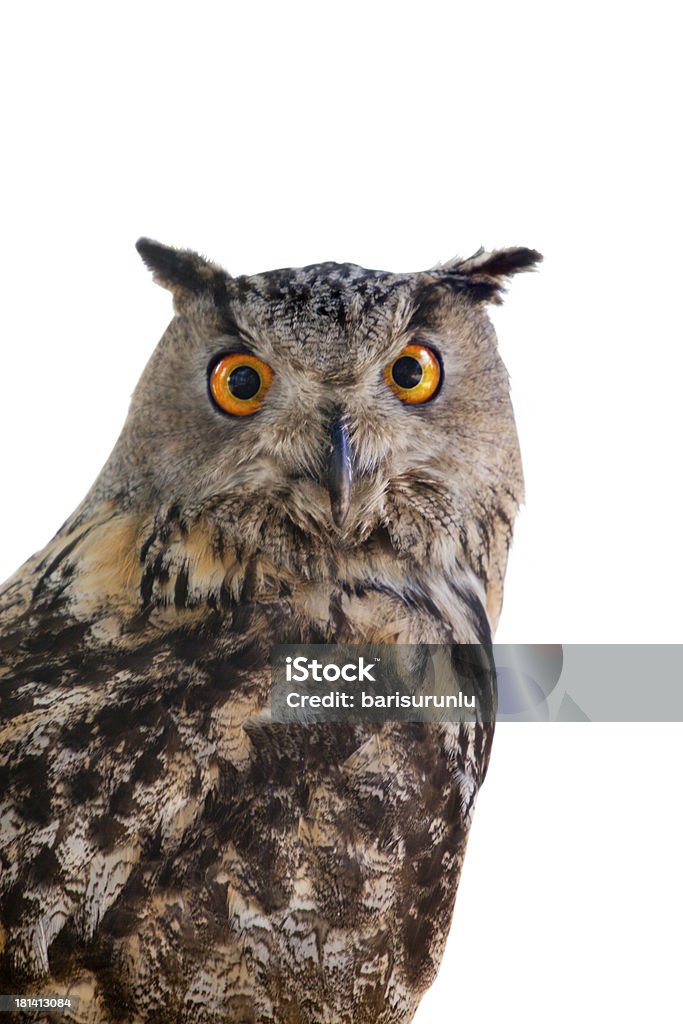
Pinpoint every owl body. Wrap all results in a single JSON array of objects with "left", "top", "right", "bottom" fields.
[{"left": 0, "top": 242, "right": 540, "bottom": 1023}]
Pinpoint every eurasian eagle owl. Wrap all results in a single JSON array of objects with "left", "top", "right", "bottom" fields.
[{"left": 0, "top": 239, "right": 541, "bottom": 1023}]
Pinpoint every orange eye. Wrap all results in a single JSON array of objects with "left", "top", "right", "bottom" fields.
[
  {"left": 384, "top": 344, "right": 441, "bottom": 404},
  {"left": 209, "top": 353, "right": 274, "bottom": 416}
]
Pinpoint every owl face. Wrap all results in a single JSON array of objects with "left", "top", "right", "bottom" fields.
[{"left": 96, "top": 242, "right": 539, "bottom": 567}]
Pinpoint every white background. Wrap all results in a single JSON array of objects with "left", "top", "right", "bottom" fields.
[{"left": 1, "top": 3, "right": 681, "bottom": 1021}]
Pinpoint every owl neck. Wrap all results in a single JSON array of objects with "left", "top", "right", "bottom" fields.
[{"left": 29, "top": 497, "right": 495, "bottom": 646}]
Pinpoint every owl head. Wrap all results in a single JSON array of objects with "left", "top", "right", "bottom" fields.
[{"left": 89, "top": 240, "right": 540, "bottom": 619}]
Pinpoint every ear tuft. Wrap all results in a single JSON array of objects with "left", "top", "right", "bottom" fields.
[
  {"left": 433, "top": 246, "right": 543, "bottom": 304},
  {"left": 135, "top": 238, "right": 230, "bottom": 310}
]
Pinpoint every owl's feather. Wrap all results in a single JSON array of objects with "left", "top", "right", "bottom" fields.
[{"left": 0, "top": 243, "right": 540, "bottom": 1023}]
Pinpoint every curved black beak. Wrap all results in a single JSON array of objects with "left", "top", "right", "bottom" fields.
[{"left": 328, "top": 414, "right": 353, "bottom": 528}]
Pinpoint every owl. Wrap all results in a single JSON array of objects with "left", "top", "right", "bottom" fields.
[{"left": 0, "top": 239, "right": 540, "bottom": 1024}]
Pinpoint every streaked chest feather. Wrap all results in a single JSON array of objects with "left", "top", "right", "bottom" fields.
[{"left": 0, "top": 508, "right": 492, "bottom": 1024}]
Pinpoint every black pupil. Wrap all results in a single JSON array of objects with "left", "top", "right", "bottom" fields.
[
  {"left": 392, "top": 356, "right": 423, "bottom": 390},
  {"left": 228, "top": 365, "right": 261, "bottom": 400}
]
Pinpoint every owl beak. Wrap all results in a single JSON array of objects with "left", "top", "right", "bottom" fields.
[{"left": 328, "top": 414, "right": 353, "bottom": 528}]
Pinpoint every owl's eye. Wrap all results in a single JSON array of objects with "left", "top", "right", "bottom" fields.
[
  {"left": 384, "top": 344, "right": 441, "bottom": 404},
  {"left": 209, "top": 353, "right": 274, "bottom": 416}
]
